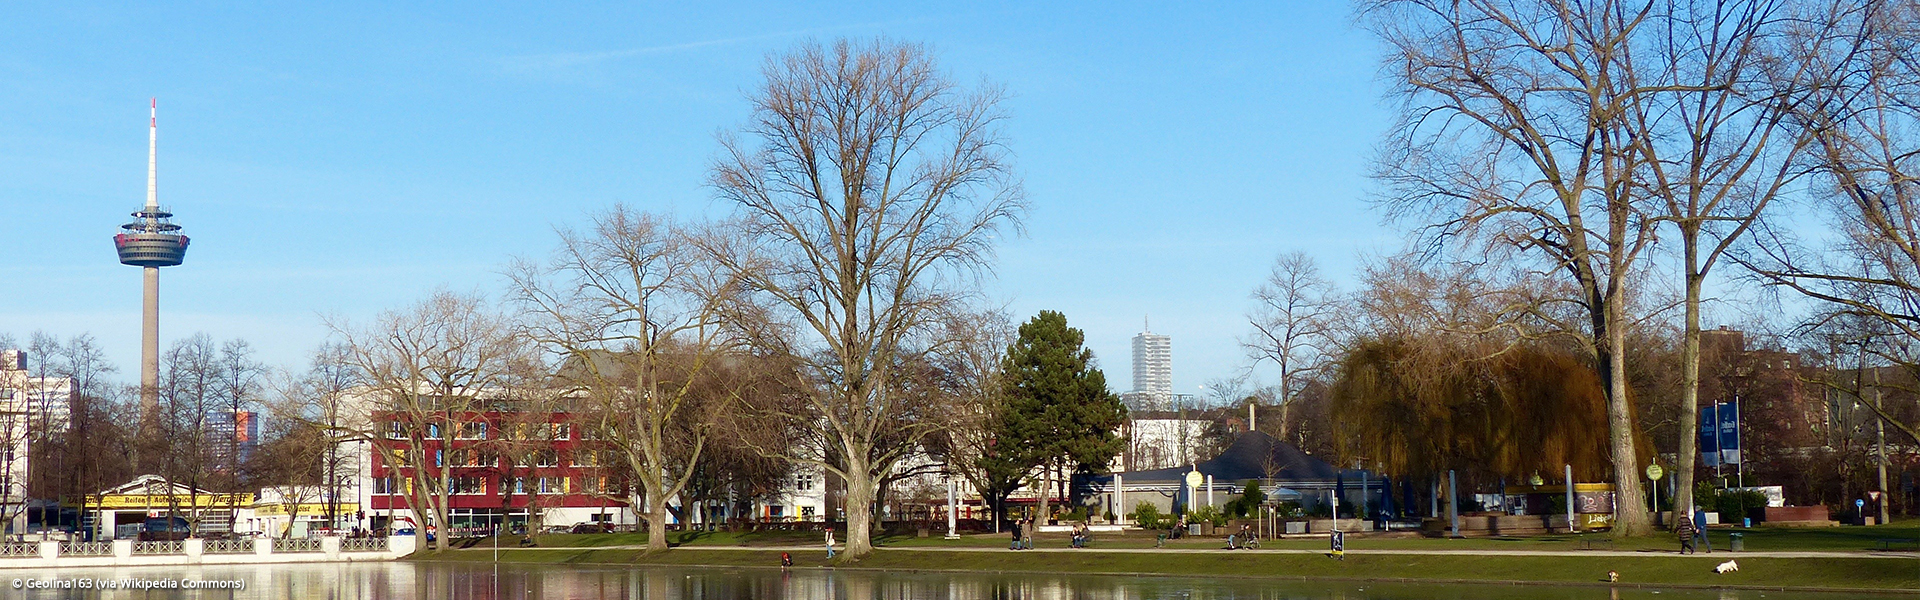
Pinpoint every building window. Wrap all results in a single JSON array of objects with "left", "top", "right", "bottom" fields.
[
  {"left": 573, "top": 450, "right": 601, "bottom": 467},
  {"left": 549, "top": 423, "right": 571, "bottom": 441},
  {"left": 535, "top": 449, "right": 560, "bottom": 468},
  {"left": 373, "top": 477, "right": 397, "bottom": 494},
  {"left": 384, "top": 421, "right": 406, "bottom": 440},
  {"left": 433, "top": 449, "right": 444, "bottom": 467},
  {"left": 505, "top": 477, "right": 526, "bottom": 495},
  {"left": 802, "top": 506, "right": 816, "bottom": 518},
  {"left": 537, "top": 477, "right": 563, "bottom": 495},
  {"left": 451, "top": 477, "right": 486, "bottom": 495},
  {"left": 457, "top": 422, "right": 487, "bottom": 440},
  {"left": 426, "top": 423, "right": 442, "bottom": 438},
  {"left": 795, "top": 474, "right": 813, "bottom": 490}
]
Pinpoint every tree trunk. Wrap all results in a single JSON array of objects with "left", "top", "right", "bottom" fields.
[
  {"left": 843, "top": 462, "right": 875, "bottom": 558},
  {"left": 1036, "top": 464, "right": 1051, "bottom": 525},
  {"left": 647, "top": 495, "right": 670, "bottom": 552},
  {"left": 1605, "top": 296, "right": 1651, "bottom": 537},
  {"left": 1674, "top": 236, "right": 1704, "bottom": 530}
]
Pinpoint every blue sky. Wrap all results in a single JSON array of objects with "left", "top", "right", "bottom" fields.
[{"left": 0, "top": 2, "right": 1401, "bottom": 396}]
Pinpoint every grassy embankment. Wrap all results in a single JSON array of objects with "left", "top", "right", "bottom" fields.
[{"left": 414, "top": 521, "right": 1920, "bottom": 592}]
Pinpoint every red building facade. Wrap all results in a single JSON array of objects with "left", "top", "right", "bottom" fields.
[{"left": 365, "top": 410, "right": 632, "bottom": 531}]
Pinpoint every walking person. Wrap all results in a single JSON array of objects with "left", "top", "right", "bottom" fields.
[
  {"left": 1691, "top": 509, "right": 1712, "bottom": 553},
  {"left": 1021, "top": 517, "right": 1035, "bottom": 550},
  {"left": 1675, "top": 512, "right": 1697, "bottom": 554},
  {"left": 825, "top": 528, "right": 836, "bottom": 559}
]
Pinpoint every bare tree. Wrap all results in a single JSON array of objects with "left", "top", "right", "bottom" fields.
[
  {"left": 45, "top": 335, "right": 129, "bottom": 538},
  {"left": 1244, "top": 251, "right": 1336, "bottom": 440},
  {"left": 1623, "top": 0, "right": 1860, "bottom": 528},
  {"left": 703, "top": 38, "right": 1024, "bottom": 556},
  {"left": 508, "top": 206, "right": 748, "bottom": 552},
  {"left": 250, "top": 396, "right": 326, "bottom": 538},
  {"left": 330, "top": 291, "right": 529, "bottom": 552},
  {"left": 1746, "top": 1, "right": 1920, "bottom": 445},
  {"left": 157, "top": 334, "right": 222, "bottom": 535},
  {"left": 1364, "top": 0, "right": 1672, "bottom": 535},
  {"left": 211, "top": 339, "right": 266, "bottom": 531},
  {"left": 924, "top": 308, "right": 1015, "bottom": 531}
]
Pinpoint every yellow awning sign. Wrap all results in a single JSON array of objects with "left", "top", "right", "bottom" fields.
[
  {"left": 251, "top": 503, "right": 360, "bottom": 517},
  {"left": 92, "top": 494, "right": 251, "bottom": 510}
]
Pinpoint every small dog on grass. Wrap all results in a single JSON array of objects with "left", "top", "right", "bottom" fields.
[
  {"left": 1606, "top": 570, "right": 1619, "bottom": 583},
  {"left": 1714, "top": 560, "right": 1739, "bottom": 574}
]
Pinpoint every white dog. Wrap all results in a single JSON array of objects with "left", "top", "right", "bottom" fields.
[{"left": 1714, "top": 560, "right": 1739, "bottom": 574}]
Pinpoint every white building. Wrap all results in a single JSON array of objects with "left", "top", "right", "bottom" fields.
[
  {"left": 0, "top": 350, "right": 72, "bottom": 432},
  {"left": 0, "top": 350, "right": 69, "bottom": 535},
  {"left": 1130, "top": 325, "right": 1171, "bottom": 408},
  {"left": 1121, "top": 416, "right": 1214, "bottom": 471}
]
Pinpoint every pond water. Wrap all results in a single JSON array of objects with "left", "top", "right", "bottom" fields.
[{"left": 0, "top": 561, "right": 1904, "bottom": 600}]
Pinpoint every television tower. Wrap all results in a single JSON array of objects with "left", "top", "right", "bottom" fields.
[{"left": 113, "top": 99, "right": 189, "bottom": 420}]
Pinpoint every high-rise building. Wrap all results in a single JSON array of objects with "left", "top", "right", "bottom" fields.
[
  {"left": 207, "top": 410, "right": 260, "bottom": 471},
  {"left": 0, "top": 350, "right": 72, "bottom": 431},
  {"left": 1131, "top": 320, "right": 1171, "bottom": 399}
]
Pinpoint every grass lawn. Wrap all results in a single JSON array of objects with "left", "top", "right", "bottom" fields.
[
  {"left": 414, "top": 520, "right": 1920, "bottom": 592},
  {"left": 416, "top": 546, "right": 1920, "bottom": 592}
]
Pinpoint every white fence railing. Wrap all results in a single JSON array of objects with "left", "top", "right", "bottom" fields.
[
  {"left": 131, "top": 541, "right": 184, "bottom": 555},
  {"left": 0, "top": 535, "right": 414, "bottom": 568},
  {"left": 340, "top": 537, "right": 388, "bottom": 553},
  {"left": 271, "top": 538, "right": 323, "bottom": 553},
  {"left": 57, "top": 542, "right": 112, "bottom": 557},
  {"left": 204, "top": 539, "right": 254, "bottom": 554}
]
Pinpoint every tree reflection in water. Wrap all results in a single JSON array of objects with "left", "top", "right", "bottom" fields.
[{"left": 8, "top": 562, "right": 1902, "bottom": 600}]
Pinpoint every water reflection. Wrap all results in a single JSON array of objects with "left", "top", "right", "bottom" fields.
[{"left": 6, "top": 561, "right": 1903, "bottom": 600}]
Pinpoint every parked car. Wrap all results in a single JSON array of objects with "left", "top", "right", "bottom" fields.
[
  {"left": 136, "top": 517, "right": 191, "bottom": 542},
  {"left": 568, "top": 523, "right": 613, "bottom": 534}
]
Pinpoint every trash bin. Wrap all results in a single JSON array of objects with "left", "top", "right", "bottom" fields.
[{"left": 1729, "top": 533, "right": 1744, "bottom": 552}]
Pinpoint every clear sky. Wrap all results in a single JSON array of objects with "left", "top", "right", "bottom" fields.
[{"left": 0, "top": 2, "right": 1400, "bottom": 397}]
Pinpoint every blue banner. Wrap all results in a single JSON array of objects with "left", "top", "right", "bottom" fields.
[
  {"left": 1699, "top": 405, "right": 1720, "bottom": 467},
  {"left": 1718, "top": 401, "right": 1741, "bottom": 465}
]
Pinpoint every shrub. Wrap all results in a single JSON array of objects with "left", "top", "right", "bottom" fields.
[
  {"left": 1225, "top": 480, "right": 1266, "bottom": 518},
  {"left": 1191, "top": 504, "right": 1227, "bottom": 527},
  {"left": 1274, "top": 501, "right": 1304, "bottom": 518},
  {"left": 1714, "top": 489, "right": 1767, "bottom": 523},
  {"left": 1128, "top": 502, "right": 1167, "bottom": 529}
]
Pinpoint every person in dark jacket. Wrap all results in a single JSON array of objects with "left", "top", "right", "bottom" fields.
[
  {"left": 1691, "top": 510, "right": 1712, "bottom": 553},
  {"left": 1675, "top": 514, "right": 1698, "bottom": 554}
]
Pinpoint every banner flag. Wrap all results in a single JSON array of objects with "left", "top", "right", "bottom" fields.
[
  {"left": 1699, "top": 404, "right": 1720, "bottom": 467},
  {"left": 1718, "top": 401, "right": 1741, "bottom": 465}
]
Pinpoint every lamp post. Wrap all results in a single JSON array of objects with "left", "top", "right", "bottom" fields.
[{"left": 944, "top": 474, "right": 959, "bottom": 540}]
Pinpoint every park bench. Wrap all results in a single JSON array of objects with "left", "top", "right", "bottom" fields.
[
  {"left": 1872, "top": 538, "right": 1919, "bottom": 551},
  {"left": 1577, "top": 536, "right": 1616, "bottom": 551}
]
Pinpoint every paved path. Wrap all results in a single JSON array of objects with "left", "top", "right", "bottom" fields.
[{"left": 476, "top": 544, "right": 1918, "bottom": 559}]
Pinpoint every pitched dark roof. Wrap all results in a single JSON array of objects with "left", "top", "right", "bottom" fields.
[{"left": 1099, "top": 430, "right": 1358, "bottom": 484}]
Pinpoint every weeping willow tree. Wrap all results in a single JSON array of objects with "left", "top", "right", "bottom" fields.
[{"left": 1328, "top": 337, "right": 1624, "bottom": 483}]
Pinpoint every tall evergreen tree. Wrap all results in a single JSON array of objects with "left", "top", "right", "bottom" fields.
[{"left": 999, "top": 311, "right": 1126, "bottom": 521}]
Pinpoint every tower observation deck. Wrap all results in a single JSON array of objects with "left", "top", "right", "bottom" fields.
[
  {"left": 115, "top": 100, "right": 189, "bottom": 266},
  {"left": 115, "top": 206, "right": 189, "bottom": 266}
]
